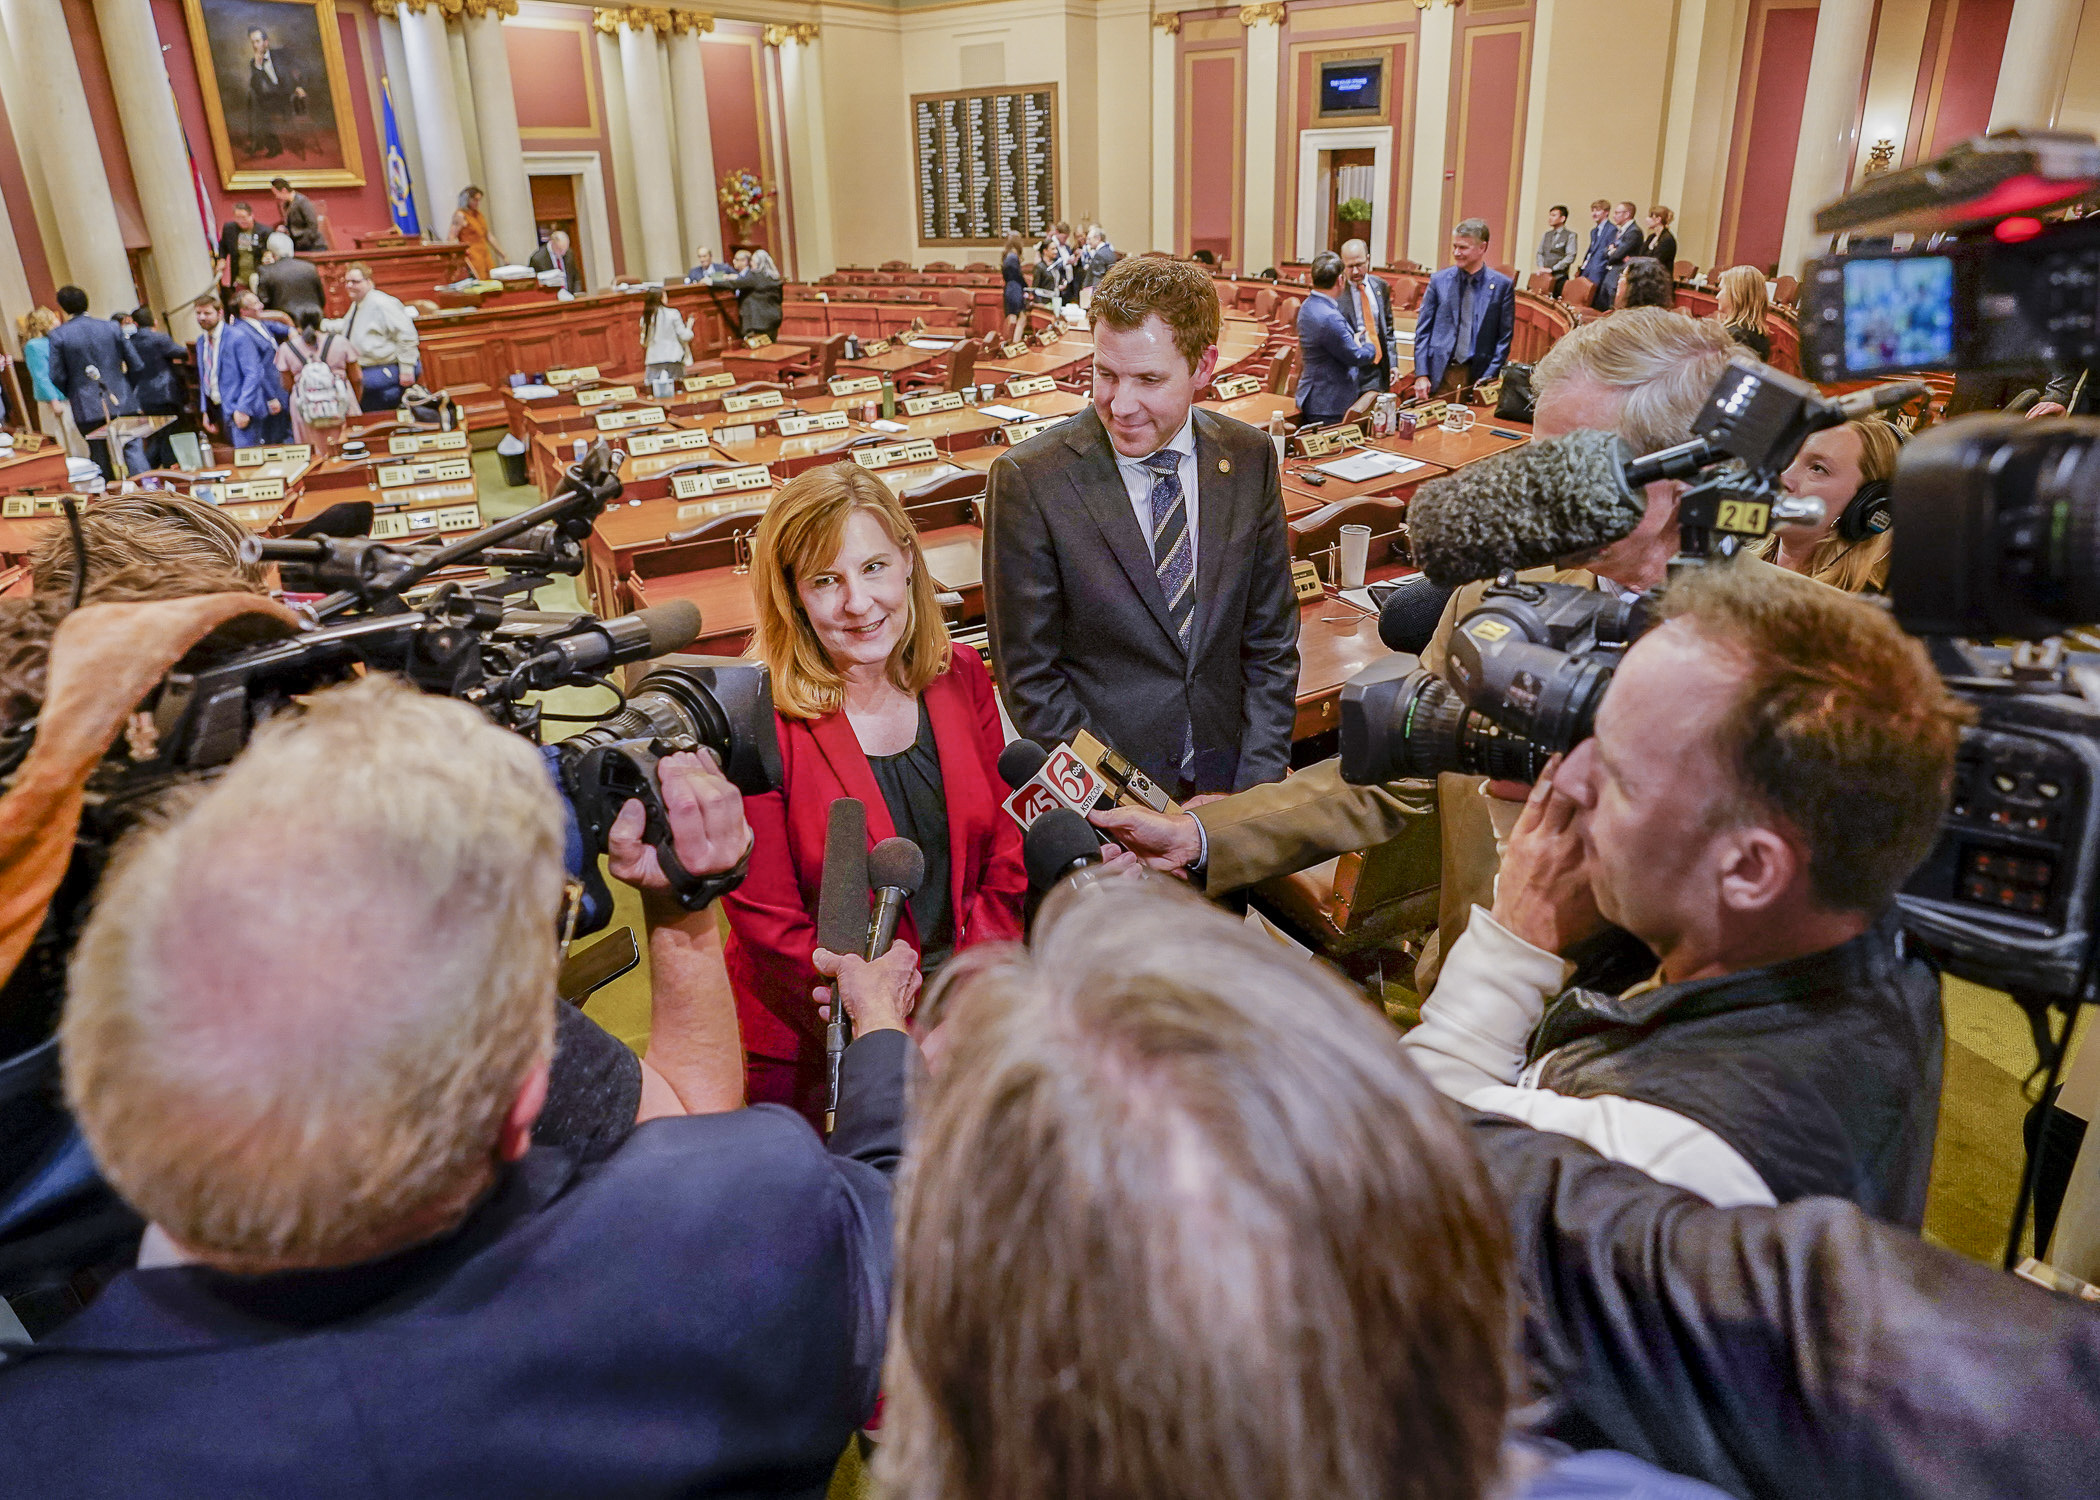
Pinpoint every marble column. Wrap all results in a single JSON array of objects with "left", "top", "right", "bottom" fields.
[
  {"left": 376, "top": 10, "right": 433, "bottom": 234},
  {"left": 397, "top": 0, "right": 473, "bottom": 238},
  {"left": 1151, "top": 13, "right": 1178, "bottom": 254},
  {"left": 461, "top": 0, "right": 535, "bottom": 263},
  {"left": 93, "top": 0, "right": 217, "bottom": 335},
  {"left": 1775, "top": 0, "right": 1875, "bottom": 277},
  {"left": 615, "top": 11, "right": 683, "bottom": 280},
  {"left": 594, "top": 20, "right": 644, "bottom": 277},
  {"left": 446, "top": 19, "right": 485, "bottom": 189},
  {"left": 1239, "top": 3, "right": 1283, "bottom": 275},
  {"left": 772, "top": 24, "right": 833, "bottom": 280},
  {"left": 668, "top": 14, "right": 724, "bottom": 265},
  {"left": 0, "top": 0, "right": 133, "bottom": 310},
  {"left": 1409, "top": 1, "right": 1456, "bottom": 270},
  {"left": 1991, "top": 0, "right": 2085, "bottom": 131}
]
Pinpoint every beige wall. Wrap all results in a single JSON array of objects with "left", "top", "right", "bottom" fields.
[
  {"left": 819, "top": 9, "right": 915, "bottom": 266},
  {"left": 2057, "top": 0, "right": 2100, "bottom": 135}
]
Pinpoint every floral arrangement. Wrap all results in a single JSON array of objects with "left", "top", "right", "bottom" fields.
[
  {"left": 719, "top": 168, "right": 775, "bottom": 225},
  {"left": 1337, "top": 197, "right": 1374, "bottom": 224}
]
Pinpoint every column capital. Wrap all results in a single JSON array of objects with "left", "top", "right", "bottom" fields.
[
  {"left": 596, "top": 6, "right": 675, "bottom": 35},
  {"left": 1237, "top": 2, "right": 1283, "bottom": 26},
  {"left": 393, "top": 0, "right": 469, "bottom": 17},
  {"left": 460, "top": 0, "right": 519, "bottom": 19},
  {"left": 1151, "top": 10, "right": 1180, "bottom": 33},
  {"left": 762, "top": 21, "right": 818, "bottom": 46},
  {"left": 1408, "top": 0, "right": 1459, "bottom": 9},
  {"left": 669, "top": 10, "right": 714, "bottom": 35}
]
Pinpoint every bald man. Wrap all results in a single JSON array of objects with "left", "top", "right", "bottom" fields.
[{"left": 1336, "top": 238, "right": 1398, "bottom": 393}]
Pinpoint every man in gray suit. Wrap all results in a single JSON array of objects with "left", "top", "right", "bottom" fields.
[
  {"left": 985, "top": 256, "right": 1299, "bottom": 797},
  {"left": 1337, "top": 237, "right": 1399, "bottom": 393}
]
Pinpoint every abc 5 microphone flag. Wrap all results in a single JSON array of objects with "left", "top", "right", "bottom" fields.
[
  {"left": 381, "top": 78, "right": 421, "bottom": 237},
  {"left": 1002, "top": 746, "right": 1106, "bottom": 831}
]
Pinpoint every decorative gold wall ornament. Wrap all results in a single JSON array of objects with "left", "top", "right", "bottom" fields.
[
  {"left": 594, "top": 6, "right": 675, "bottom": 35},
  {"left": 460, "top": 0, "right": 519, "bottom": 19},
  {"left": 669, "top": 10, "right": 714, "bottom": 35},
  {"left": 1238, "top": 1, "right": 1285, "bottom": 25},
  {"left": 762, "top": 21, "right": 818, "bottom": 46},
  {"left": 1864, "top": 138, "right": 1896, "bottom": 176},
  {"left": 1151, "top": 9, "right": 1180, "bottom": 31}
]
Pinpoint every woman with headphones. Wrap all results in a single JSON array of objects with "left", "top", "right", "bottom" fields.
[{"left": 1756, "top": 416, "right": 1901, "bottom": 593}]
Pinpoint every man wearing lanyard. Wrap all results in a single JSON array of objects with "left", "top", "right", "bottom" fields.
[
  {"left": 323, "top": 264, "right": 420, "bottom": 411},
  {"left": 191, "top": 296, "right": 227, "bottom": 443},
  {"left": 1410, "top": 218, "right": 1515, "bottom": 402}
]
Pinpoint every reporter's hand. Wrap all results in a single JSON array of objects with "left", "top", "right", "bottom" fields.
[
  {"left": 1090, "top": 804, "right": 1203, "bottom": 871},
  {"left": 812, "top": 941, "right": 920, "bottom": 1035},
  {"left": 1490, "top": 755, "right": 1605, "bottom": 956},
  {"left": 606, "top": 748, "right": 752, "bottom": 895},
  {"left": 2028, "top": 401, "right": 2069, "bottom": 420}
]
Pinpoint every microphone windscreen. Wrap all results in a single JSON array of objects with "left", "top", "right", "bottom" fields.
[
  {"left": 997, "top": 738, "right": 1050, "bottom": 789},
  {"left": 639, "top": 599, "right": 703, "bottom": 657},
  {"left": 869, "top": 836, "right": 926, "bottom": 895},
  {"left": 291, "top": 500, "right": 375, "bottom": 540},
  {"left": 1378, "top": 572, "right": 1458, "bottom": 654},
  {"left": 1023, "top": 808, "right": 1100, "bottom": 891},
  {"left": 1406, "top": 429, "right": 1645, "bottom": 587},
  {"left": 816, "top": 798, "right": 869, "bottom": 955}
]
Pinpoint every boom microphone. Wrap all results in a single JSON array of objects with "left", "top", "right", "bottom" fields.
[
  {"left": 865, "top": 837, "right": 925, "bottom": 961},
  {"left": 1377, "top": 571, "right": 1458, "bottom": 654},
  {"left": 516, "top": 601, "right": 703, "bottom": 688},
  {"left": 1405, "top": 429, "right": 1646, "bottom": 588},
  {"left": 817, "top": 798, "right": 870, "bottom": 1131}
]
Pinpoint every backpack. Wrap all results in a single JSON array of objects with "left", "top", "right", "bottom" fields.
[{"left": 288, "top": 334, "right": 347, "bottom": 427}]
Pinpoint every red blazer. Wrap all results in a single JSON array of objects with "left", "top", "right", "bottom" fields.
[{"left": 723, "top": 645, "right": 1027, "bottom": 1063}]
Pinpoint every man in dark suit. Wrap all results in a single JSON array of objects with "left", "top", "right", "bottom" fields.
[
  {"left": 1337, "top": 236, "right": 1398, "bottom": 393},
  {"left": 1596, "top": 200, "right": 1644, "bottom": 310},
  {"left": 0, "top": 678, "right": 919, "bottom": 1498},
  {"left": 257, "top": 232, "right": 325, "bottom": 322},
  {"left": 43, "top": 285, "right": 148, "bottom": 479},
  {"left": 1409, "top": 219, "right": 1517, "bottom": 401},
  {"left": 1296, "top": 250, "right": 1379, "bottom": 427},
  {"left": 530, "top": 229, "right": 586, "bottom": 293},
  {"left": 1578, "top": 199, "right": 1614, "bottom": 292},
  {"left": 271, "top": 178, "right": 326, "bottom": 252},
  {"left": 986, "top": 256, "right": 1299, "bottom": 797}
]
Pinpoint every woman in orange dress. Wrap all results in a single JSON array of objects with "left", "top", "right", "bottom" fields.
[{"left": 448, "top": 185, "right": 505, "bottom": 278}]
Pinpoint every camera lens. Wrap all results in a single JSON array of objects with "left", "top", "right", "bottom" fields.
[
  {"left": 1340, "top": 662, "right": 1553, "bottom": 783},
  {"left": 562, "top": 662, "right": 782, "bottom": 795}
]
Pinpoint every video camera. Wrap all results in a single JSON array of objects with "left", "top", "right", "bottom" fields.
[
  {"left": 1346, "top": 128, "right": 2100, "bottom": 1011},
  {"left": 0, "top": 441, "right": 781, "bottom": 927}
]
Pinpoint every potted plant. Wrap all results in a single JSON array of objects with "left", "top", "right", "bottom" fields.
[{"left": 1337, "top": 197, "right": 1373, "bottom": 238}]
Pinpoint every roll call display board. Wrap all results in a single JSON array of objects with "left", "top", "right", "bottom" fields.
[{"left": 912, "top": 84, "right": 1060, "bottom": 245}]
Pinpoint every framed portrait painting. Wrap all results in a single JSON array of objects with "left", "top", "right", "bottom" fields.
[{"left": 182, "top": 0, "right": 366, "bottom": 190}]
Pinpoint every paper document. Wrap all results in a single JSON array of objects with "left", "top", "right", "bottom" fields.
[
  {"left": 974, "top": 404, "right": 1035, "bottom": 421},
  {"left": 1315, "top": 450, "right": 1428, "bottom": 483},
  {"left": 906, "top": 339, "right": 955, "bottom": 350}
]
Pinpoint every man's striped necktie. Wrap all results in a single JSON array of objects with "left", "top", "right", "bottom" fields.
[{"left": 1143, "top": 448, "right": 1194, "bottom": 649}]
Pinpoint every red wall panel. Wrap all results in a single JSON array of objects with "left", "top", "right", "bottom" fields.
[
  {"left": 1451, "top": 26, "right": 1526, "bottom": 252},
  {"left": 505, "top": 7, "right": 626, "bottom": 273},
  {"left": 1719, "top": 0, "right": 1819, "bottom": 273},
  {"left": 1906, "top": 0, "right": 2016, "bottom": 162},
  {"left": 700, "top": 27, "right": 781, "bottom": 257},
  {"left": 1184, "top": 51, "right": 1242, "bottom": 265},
  {"left": 1281, "top": 15, "right": 1414, "bottom": 267},
  {"left": 0, "top": 74, "right": 55, "bottom": 310}
]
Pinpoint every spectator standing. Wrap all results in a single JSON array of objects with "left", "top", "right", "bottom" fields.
[
  {"left": 216, "top": 202, "right": 265, "bottom": 290},
  {"left": 322, "top": 264, "right": 420, "bottom": 411},
  {"left": 190, "top": 295, "right": 228, "bottom": 449},
  {"left": 449, "top": 185, "right": 504, "bottom": 278},
  {"left": 43, "top": 286, "right": 148, "bottom": 479},
  {"left": 1578, "top": 199, "right": 1614, "bottom": 290},
  {"left": 270, "top": 178, "right": 325, "bottom": 253},
  {"left": 122, "top": 307, "right": 186, "bottom": 471},
  {"left": 639, "top": 286, "right": 694, "bottom": 388},
  {"left": 1295, "top": 251, "right": 1379, "bottom": 426},
  {"left": 274, "top": 307, "right": 361, "bottom": 450},
  {"left": 1640, "top": 206, "right": 1679, "bottom": 276},
  {"left": 1712, "top": 265, "right": 1772, "bottom": 361},
  {"left": 716, "top": 249, "right": 783, "bottom": 341},
  {"left": 256, "top": 231, "right": 325, "bottom": 323},
  {"left": 1535, "top": 205, "right": 1577, "bottom": 296},
  {"left": 15, "top": 307, "right": 83, "bottom": 456},
  {"left": 1595, "top": 201, "right": 1644, "bottom": 310},
  {"left": 1410, "top": 219, "right": 1517, "bottom": 400},
  {"left": 1001, "top": 235, "right": 1028, "bottom": 341}
]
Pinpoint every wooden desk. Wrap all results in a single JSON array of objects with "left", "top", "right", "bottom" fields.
[
  {"left": 0, "top": 444, "right": 73, "bottom": 492},
  {"left": 918, "top": 523, "right": 985, "bottom": 615},
  {"left": 978, "top": 344, "right": 1092, "bottom": 382},
  {"left": 309, "top": 242, "right": 471, "bottom": 318},
  {"left": 720, "top": 345, "right": 813, "bottom": 383},
  {"left": 835, "top": 345, "right": 947, "bottom": 377},
  {"left": 1205, "top": 392, "right": 1297, "bottom": 427},
  {"left": 1294, "top": 593, "right": 1395, "bottom": 740},
  {"left": 1280, "top": 452, "right": 1449, "bottom": 516},
  {"left": 1385, "top": 419, "right": 1529, "bottom": 469}
]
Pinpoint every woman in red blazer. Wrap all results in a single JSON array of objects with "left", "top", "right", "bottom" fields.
[{"left": 725, "top": 462, "right": 1027, "bottom": 1124}]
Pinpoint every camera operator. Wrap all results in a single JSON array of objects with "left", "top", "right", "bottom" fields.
[
  {"left": 1401, "top": 565, "right": 1967, "bottom": 1219},
  {"left": 881, "top": 879, "right": 1728, "bottom": 1500},
  {"left": 1093, "top": 310, "right": 1750, "bottom": 983},
  {"left": 1473, "top": 1109, "right": 2100, "bottom": 1500},
  {"left": 0, "top": 676, "right": 919, "bottom": 1496}
]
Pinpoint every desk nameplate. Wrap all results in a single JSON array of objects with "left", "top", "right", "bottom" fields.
[
  {"left": 547, "top": 365, "right": 601, "bottom": 387},
  {"left": 376, "top": 456, "right": 474, "bottom": 488},
  {"left": 1212, "top": 373, "right": 1261, "bottom": 400},
  {"left": 674, "top": 496, "right": 769, "bottom": 523},
  {"left": 1001, "top": 340, "right": 1027, "bottom": 357},
  {"left": 576, "top": 385, "right": 640, "bottom": 408},
  {"left": 233, "top": 444, "right": 312, "bottom": 468},
  {"left": 828, "top": 374, "right": 881, "bottom": 396},
  {"left": 999, "top": 416, "right": 1064, "bottom": 445},
  {"left": 902, "top": 391, "right": 964, "bottom": 416},
  {"left": 863, "top": 337, "right": 893, "bottom": 355},
  {"left": 220, "top": 502, "right": 284, "bottom": 527},
  {"left": 852, "top": 438, "right": 941, "bottom": 471},
  {"left": 375, "top": 479, "right": 477, "bottom": 508},
  {"left": 207, "top": 478, "right": 287, "bottom": 501},
  {"left": 0, "top": 495, "right": 81, "bottom": 518},
  {"left": 1294, "top": 423, "right": 1366, "bottom": 458},
  {"left": 683, "top": 372, "right": 735, "bottom": 392},
  {"left": 368, "top": 501, "right": 484, "bottom": 540}
]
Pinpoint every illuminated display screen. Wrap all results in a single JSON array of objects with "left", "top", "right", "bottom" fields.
[
  {"left": 1319, "top": 62, "right": 1382, "bottom": 115},
  {"left": 1842, "top": 256, "right": 1956, "bottom": 373}
]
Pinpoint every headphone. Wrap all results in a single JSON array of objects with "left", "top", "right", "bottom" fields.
[{"left": 1835, "top": 477, "right": 1892, "bottom": 542}]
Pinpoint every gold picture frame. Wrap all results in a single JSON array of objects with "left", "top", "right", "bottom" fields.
[{"left": 183, "top": 0, "right": 366, "bottom": 190}]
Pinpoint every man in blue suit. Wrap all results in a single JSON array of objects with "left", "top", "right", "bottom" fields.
[
  {"left": 217, "top": 288, "right": 291, "bottom": 448},
  {"left": 1409, "top": 219, "right": 1516, "bottom": 401},
  {"left": 43, "top": 285, "right": 148, "bottom": 480},
  {"left": 1595, "top": 200, "right": 1644, "bottom": 310},
  {"left": 1578, "top": 199, "right": 1614, "bottom": 291},
  {"left": 1295, "top": 250, "right": 1379, "bottom": 427}
]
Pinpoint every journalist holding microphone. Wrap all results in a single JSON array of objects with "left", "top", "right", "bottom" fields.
[{"left": 725, "top": 463, "right": 1028, "bottom": 1125}]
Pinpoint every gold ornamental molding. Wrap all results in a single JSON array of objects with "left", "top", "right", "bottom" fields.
[
  {"left": 383, "top": 0, "right": 467, "bottom": 17},
  {"left": 595, "top": 6, "right": 676, "bottom": 35},
  {"left": 1238, "top": 2, "right": 1284, "bottom": 25},
  {"left": 1152, "top": 10, "right": 1181, "bottom": 33},
  {"left": 762, "top": 21, "right": 818, "bottom": 45},
  {"left": 460, "top": 0, "right": 519, "bottom": 19},
  {"left": 669, "top": 10, "right": 714, "bottom": 35}
]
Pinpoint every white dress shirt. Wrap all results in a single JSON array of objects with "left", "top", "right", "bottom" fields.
[
  {"left": 1112, "top": 412, "right": 1199, "bottom": 578},
  {"left": 325, "top": 288, "right": 419, "bottom": 370},
  {"left": 197, "top": 325, "right": 222, "bottom": 404}
]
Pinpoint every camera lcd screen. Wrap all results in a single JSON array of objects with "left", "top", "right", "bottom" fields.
[
  {"left": 1319, "top": 62, "right": 1382, "bottom": 115},
  {"left": 1842, "top": 256, "right": 1957, "bottom": 373}
]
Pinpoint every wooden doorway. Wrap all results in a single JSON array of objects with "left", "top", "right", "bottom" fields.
[{"left": 1324, "top": 148, "right": 1377, "bottom": 255}]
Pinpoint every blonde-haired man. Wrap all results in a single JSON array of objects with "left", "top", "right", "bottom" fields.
[{"left": 4, "top": 676, "right": 919, "bottom": 1496}]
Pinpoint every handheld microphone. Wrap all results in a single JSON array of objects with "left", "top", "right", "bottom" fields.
[
  {"left": 997, "top": 738, "right": 1049, "bottom": 789},
  {"left": 816, "top": 798, "right": 870, "bottom": 1131},
  {"left": 1376, "top": 571, "right": 1459, "bottom": 654},
  {"left": 864, "top": 837, "right": 926, "bottom": 961},
  {"left": 1023, "top": 808, "right": 1103, "bottom": 892},
  {"left": 1405, "top": 430, "right": 1647, "bottom": 587},
  {"left": 515, "top": 601, "right": 703, "bottom": 688}
]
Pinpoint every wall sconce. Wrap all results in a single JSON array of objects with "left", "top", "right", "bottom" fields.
[{"left": 1864, "top": 137, "right": 1896, "bottom": 176}]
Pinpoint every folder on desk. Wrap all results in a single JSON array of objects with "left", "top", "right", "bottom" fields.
[{"left": 1314, "top": 451, "right": 1427, "bottom": 484}]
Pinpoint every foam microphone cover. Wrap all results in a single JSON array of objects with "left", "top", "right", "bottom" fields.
[
  {"left": 1406, "top": 429, "right": 1645, "bottom": 587},
  {"left": 997, "top": 738, "right": 1050, "bottom": 790},
  {"left": 291, "top": 500, "right": 374, "bottom": 539},
  {"left": 816, "top": 798, "right": 869, "bottom": 955},
  {"left": 869, "top": 836, "right": 927, "bottom": 896},
  {"left": 640, "top": 599, "right": 703, "bottom": 657},
  {"left": 1023, "top": 807, "right": 1101, "bottom": 891},
  {"left": 1378, "top": 572, "right": 1458, "bottom": 654}
]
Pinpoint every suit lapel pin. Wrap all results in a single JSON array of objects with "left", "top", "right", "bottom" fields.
[{"left": 1218, "top": 458, "right": 1230, "bottom": 474}]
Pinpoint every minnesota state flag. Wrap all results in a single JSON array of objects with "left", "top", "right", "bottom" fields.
[{"left": 382, "top": 78, "right": 421, "bottom": 237}]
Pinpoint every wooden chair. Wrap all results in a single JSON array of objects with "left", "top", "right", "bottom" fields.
[
  {"left": 1250, "top": 801, "right": 1443, "bottom": 988},
  {"left": 1288, "top": 495, "right": 1407, "bottom": 574},
  {"left": 899, "top": 466, "right": 989, "bottom": 509},
  {"left": 1562, "top": 275, "right": 1596, "bottom": 308},
  {"left": 1774, "top": 274, "right": 1799, "bottom": 307},
  {"left": 1251, "top": 286, "right": 1279, "bottom": 322},
  {"left": 1264, "top": 344, "right": 1299, "bottom": 397},
  {"left": 1675, "top": 260, "right": 1696, "bottom": 281},
  {"left": 924, "top": 260, "right": 955, "bottom": 272},
  {"left": 1526, "top": 270, "right": 1556, "bottom": 297},
  {"left": 880, "top": 259, "right": 909, "bottom": 271},
  {"left": 1278, "top": 296, "right": 1302, "bottom": 327}
]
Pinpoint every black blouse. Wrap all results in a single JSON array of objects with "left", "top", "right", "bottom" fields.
[{"left": 866, "top": 702, "right": 955, "bottom": 974}]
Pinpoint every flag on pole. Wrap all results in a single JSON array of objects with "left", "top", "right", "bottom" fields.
[
  {"left": 382, "top": 77, "right": 421, "bottom": 237},
  {"left": 188, "top": 137, "right": 218, "bottom": 261}
]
